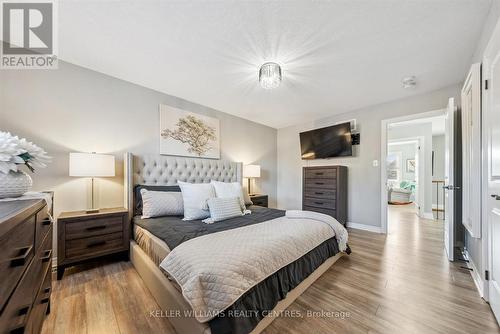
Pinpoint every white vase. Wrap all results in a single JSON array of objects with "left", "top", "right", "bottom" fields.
[{"left": 0, "top": 171, "right": 33, "bottom": 199}]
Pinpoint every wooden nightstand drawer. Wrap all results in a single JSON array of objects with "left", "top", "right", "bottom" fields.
[
  {"left": 57, "top": 207, "right": 129, "bottom": 280},
  {"left": 66, "top": 232, "right": 124, "bottom": 259},
  {"left": 250, "top": 195, "right": 268, "bottom": 207},
  {"left": 65, "top": 216, "right": 123, "bottom": 240}
]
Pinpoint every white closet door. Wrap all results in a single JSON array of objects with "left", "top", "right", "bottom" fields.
[{"left": 461, "top": 63, "right": 482, "bottom": 238}]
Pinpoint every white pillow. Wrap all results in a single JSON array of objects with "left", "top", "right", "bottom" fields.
[
  {"left": 178, "top": 181, "right": 215, "bottom": 221},
  {"left": 242, "top": 188, "right": 253, "bottom": 206},
  {"left": 203, "top": 197, "right": 244, "bottom": 224},
  {"left": 210, "top": 180, "right": 246, "bottom": 209},
  {"left": 140, "top": 189, "right": 184, "bottom": 218}
]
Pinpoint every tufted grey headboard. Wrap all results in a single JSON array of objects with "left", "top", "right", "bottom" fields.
[{"left": 124, "top": 153, "right": 242, "bottom": 218}]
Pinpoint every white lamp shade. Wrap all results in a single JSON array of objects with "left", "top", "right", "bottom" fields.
[
  {"left": 243, "top": 164, "right": 261, "bottom": 178},
  {"left": 69, "top": 153, "right": 115, "bottom": 177}
]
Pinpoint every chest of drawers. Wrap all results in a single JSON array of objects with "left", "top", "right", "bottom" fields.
[
  {"left": 0, "top": 199, "right": 53, "bottom": 334},
  {"left": 302, "top": 166, "right": 348, "bottom": 225}
]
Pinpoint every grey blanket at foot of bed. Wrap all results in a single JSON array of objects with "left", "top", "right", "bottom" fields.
[
  {"left": 209, "top": 236, "right": 340, "bottom": 334},
  {"left": 133, "top": 205, "right": 286, "bottom": 249},
  {"left": 134, "top": 206, "right": 342, "bottom": 334}
]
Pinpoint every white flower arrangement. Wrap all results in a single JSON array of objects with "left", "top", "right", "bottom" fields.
[{"left": 0, "top": 131, "right": 51, "bottom": 174}]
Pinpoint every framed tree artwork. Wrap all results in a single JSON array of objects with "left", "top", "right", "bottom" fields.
[{"left": 159, "top": 104, "right": 220, "bottom": 159}]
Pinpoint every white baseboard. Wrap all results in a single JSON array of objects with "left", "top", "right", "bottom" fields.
[
  {"left": 464, "top": 250, "right": 484, "bottom": 298},
  {"left": 347, "top": 222, "right": 382, "bottom": 233},
  {"left": 421, "top": 212, "right": 435, "bottom": 220},
  {"left": 52, "top": 256, "right": 57, "bottom": 272}
]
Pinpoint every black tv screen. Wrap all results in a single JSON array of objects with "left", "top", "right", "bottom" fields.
[{"left": 300, "top": 122, "right": 352, "bottom": 159}]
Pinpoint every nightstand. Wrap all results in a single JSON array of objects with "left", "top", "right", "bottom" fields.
[
  {"left": 57, "top": 207, "right": 129, "bottom": 280},
  {"left": 250, "top": 194, "right": 268, "bottom": 207}
]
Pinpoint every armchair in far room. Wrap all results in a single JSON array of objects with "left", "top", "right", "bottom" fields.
[{"left": 388, "top": 180, "right": 415, "bottom": 204}]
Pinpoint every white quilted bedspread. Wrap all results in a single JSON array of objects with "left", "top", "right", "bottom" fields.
[{"left": 160, "top": 211, "right": 348, "bottom": 323}]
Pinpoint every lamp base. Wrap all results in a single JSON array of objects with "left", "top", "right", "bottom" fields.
[{"left": 86, "top": 208, "right": 100, "bottom": 214}]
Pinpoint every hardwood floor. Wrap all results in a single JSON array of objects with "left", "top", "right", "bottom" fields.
[{"left": 42, "top": 206, "right": 499, "bottom": 334}]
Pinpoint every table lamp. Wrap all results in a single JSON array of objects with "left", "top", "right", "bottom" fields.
[
  {"left": 69, "top": 152, "right": 115, "bottom": 213},
  {"left": 243, "top": 164, "right": 261, "bottom": 195}
]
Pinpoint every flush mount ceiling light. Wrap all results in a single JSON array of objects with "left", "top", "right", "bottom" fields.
[
  {"left": 402, "top": 75, "right": 417, "bottom": 88},
  {"left": 259, "top": 62, "right": 282, "bottom": 89}
]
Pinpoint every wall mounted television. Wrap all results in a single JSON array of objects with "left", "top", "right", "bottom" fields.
[{"left": 300, "top": 122, "right": 352, "bottom": 160}]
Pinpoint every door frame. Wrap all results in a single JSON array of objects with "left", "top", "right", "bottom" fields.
[
  {"left": 482, "top": 16, "right": 500, "bottom": 305},
  {"left": 380, "top": 109, "right": 446, "bottom": 234}
]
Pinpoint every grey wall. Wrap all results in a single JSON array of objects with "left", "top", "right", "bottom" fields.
[
  {"left": 464, "top": 0, "right": 500, "bottom": 280},
  {"left": 277, "top": 84, "right": 460, "bottom": 228},
  {"left": 0, "top": 61, "right": 278, "bottom": 219}
]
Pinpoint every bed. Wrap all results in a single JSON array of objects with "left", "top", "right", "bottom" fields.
[{"left": 124, "top": 153, "right": 348, "bottom": 334}]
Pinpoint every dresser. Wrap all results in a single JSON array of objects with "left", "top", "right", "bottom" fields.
[
  {"left": 57, "top": 208, "right": 129, "bottom": 280},
  {"left": 0, "top": 199, "right": 53, "bottom": 334},
  {"left": 302, "top": 166, "right": 348, "bottom": 225}
]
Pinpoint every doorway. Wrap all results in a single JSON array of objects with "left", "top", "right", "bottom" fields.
[
  {"left": 381, "top": 103, "right": 461, "bottom": 261},
  {"left": 387, "top": 139, "right": 420, "bottom": 217}
]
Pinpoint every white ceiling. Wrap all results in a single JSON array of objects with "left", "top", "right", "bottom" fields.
[{"left": 58, "top": 0, "right": 492, "bottom": 129}]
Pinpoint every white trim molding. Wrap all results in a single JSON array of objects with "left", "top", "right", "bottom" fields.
[
  {"left": 421, "top": 212, "right": 435, "bottom": 220},
  {"left": 347, "top": 222, "right": 383, "bottom": 233},
  {"left": 464, "top": 249, "right": 485, "bottom": 298}
]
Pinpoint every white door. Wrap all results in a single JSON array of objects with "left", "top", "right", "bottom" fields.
[
  {"left": 443, "top": 98, "right": 456, "bottom": 261},
  {"left": 485, "top": 18, "right": 500, "bottom": 323}
]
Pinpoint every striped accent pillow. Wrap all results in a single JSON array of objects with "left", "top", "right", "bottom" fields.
[{"left": 203, "top": 197, "right": 243, "bottom": 224}]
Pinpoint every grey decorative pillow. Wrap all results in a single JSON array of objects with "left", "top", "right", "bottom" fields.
[
  {"left": 178, "top": 181, "right": 215, "bottom": 221},
  {"left": 140, "top": 189, "right": 184, "bottom": 218},
  {"left": 203, "top": 197, "right": 244, "bottom": 224}
]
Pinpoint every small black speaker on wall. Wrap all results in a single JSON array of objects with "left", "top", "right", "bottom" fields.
[{"left": 351, "top": 133, "right": 360, "bottom": 145}]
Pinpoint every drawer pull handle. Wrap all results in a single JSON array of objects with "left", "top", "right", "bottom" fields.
[
  {"left": 41, "top": 218, "right": 51, "bottom": 226},
  {"left": 316, "top": 172, "right": 324, "bottom": 175},
  {"left": 315, "top": 182, "right": 324, "bottom": 185},
  {"left": 314, "top": 202, "right": 324, "bottom": 205},
  {"left": 315, "top": 192, "right": 324, "bottom": 195},
  {"left": 10, "top": 245, "right": 33, "bottom": 267},
  {"left": 86, "top": 225, "right": 107, "bottom": 231},
  {"left": 41, "top": 250, "right": 52, "bottom": 262},
  {"left": 41, "top": 297, "right": 50, "bottom": 304},
  {"left": 87, "top": 241, "right": 106, "bottom": 248},
  {"left": 10, "top": 325, "right": 26, "bottom": 334},
  {"left": 17, "top": 305, "right": 30, "bottom": 316}
]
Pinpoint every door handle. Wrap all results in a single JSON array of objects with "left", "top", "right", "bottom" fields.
[
  {"left": 443, "top": 185, "right": 460, "bottom": 190},
  {"left": 491, "top": 194, "right": 500, "bottom": 200}
]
